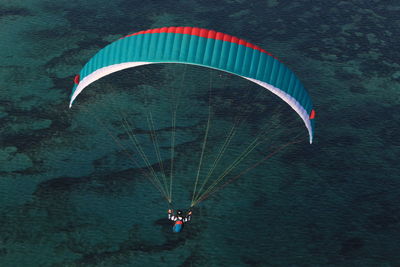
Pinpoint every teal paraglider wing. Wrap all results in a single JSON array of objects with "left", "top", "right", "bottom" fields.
[{"left": 70, "top": 27, "right": 315, "bottom": 143}]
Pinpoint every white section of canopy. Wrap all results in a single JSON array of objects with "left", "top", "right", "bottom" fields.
[
  {"left": 244, "top": 77, "right": 313, "bottom": 144},
  {"left": 69, "top": 62, "right": 152, "bottom": 107},
  {"left": 70, "top": 61, "right": 313, "bottom": 143}
]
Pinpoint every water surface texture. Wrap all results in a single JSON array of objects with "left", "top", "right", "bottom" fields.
[{"left": 1, "top": 0, "right": 399, "bottom": 266}]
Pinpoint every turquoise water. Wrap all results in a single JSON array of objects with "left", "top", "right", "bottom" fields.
[{"left": 1, "top": 0, "right": 399, "bottom": 266}]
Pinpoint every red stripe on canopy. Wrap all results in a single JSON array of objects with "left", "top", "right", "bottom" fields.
[
  {"left": 124, "top": 26, "right": 278, "bottom": 59},
  {"left": 310, "top": 109, "right": 316, "bottom": 119},
  {"left": 73, "top": 74, "right": 80, "bottom": 85}
]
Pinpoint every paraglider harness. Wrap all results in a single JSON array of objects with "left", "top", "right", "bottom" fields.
[{"left": 168, "top": 209, "right": 192, "bottom": 233}]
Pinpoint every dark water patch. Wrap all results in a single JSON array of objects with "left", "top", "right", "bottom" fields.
[
  {"left": 29, "top": 172, "right": 140, "bottom": 239},
  {"left": 241, "top": 256, "right": 263, "bottom": 266},
  {"left": 306, "top": 223, "right": 325, "bottom": 243},
  {"left": 0, "top": 164, "right": 40, "bottom": 176},
  {"left": 0, "top": 99, "right": 13, "bottom": 115},
  {"left": 77, "top": 38, "right": 109, "bottom": 50},
  {"left": 120, "top": 0, "right": 199, "bottom": 18},
  {"left": 116, "top": 124, "right": 190, "bottom": 141},
  {"left": 74, "top": 217, "right": 202, "bottom": 265},
  {"left": 34, "top": 176, "right": 88, "bottom": 198},
  {"left": 351, "top": 190, "right": 387, "bottom": 204},
  {"left": 0, "top": 205, "right": 47, "bottom": 245},
  {"left": 0, "top": 247, "right": 7, "bottom": 256},
  {"left": 359, "top": 59, "right": 398, "bottom": 78},
  {"left": 2, "top": 119, "right": 51, "bottom": 148},
  {"left": 350, "top": 185, "right": 400, "bottom": 231},
  {"left": 191, "top": 0, "right": 227, "bottom": 8},
  {"left": 77, "top": 236, "right": 185, "bottom": 265},
  {"left": 53, "top": 1, "right": 152, "bottom": 36},
  {"left": 278, "top": 172, "right": 304, "bottom": 192},
  {"left": 367, "top": 213, "right": 399, "bottom": 231},
  {"left": 179, "top": 252, "right": 206, "bottom": 267},
  {"left": 349, "top": 85, "right": 367, "bottom": 94},
  {"left": 339, "top": 237, "right": 364, "bottom": 257},
  {"left": 189, "top": 2, "right": 255, "bottom": 37},
  {"left": 49, "top": 75, "right": 76, "bottom": 97},
  {"left": 30, "top": 27, "right": 72, "bottom": 40},
  {"left": 350, "top": 107, "right": 388, "bottom": 129},
  {"left": 35, "top": 165, "right": 147, "bottom": 199},
  {"left": 154, "top": 218, "right": 171, "bottom": 228},
  {"left": 378, "top": 118, "right": 400, "bottom": 146},
  {"left": 193, "top": 10, "right": 230, "bottom": 32},
  {"left": 0, "top": 6, "right": 32, "bottom": 17},
  {"left": 290, "top": 1, "right": 398, "bottom": 66},
  {"left": 91, "top": 151, "right": 168, "bottom": 181},
  {"left": 95, "top": 166, "right": 157, "bottom": 193},
  {"left": 329, "top": 134, "right": 360, "bottom": 148},
  {"left": 1, "top": 107, "right": 71, "bottom": 155},
  {"left": 1, "top": 65, "right": 34, "bottom": 90},
  {"left": 334, "top": 68, "right": 362, "bottom": 81},
  {"left": 339, "top": 102, "right": 399, "bottom": 130},
  {"left": 302, "top": 156, "right": 356, "bottom": 186},
  {"left": 44, "top": 45, "right": 102, "bottom": 71},
  {"left": 280, "top": 141, "right": 319, "bottom": 160},
  {"left": 29, "top": 101, "right": 73, "bottom": 141},
  {"left": 252, "top": 193, "right": 268, "bottom": 208}
]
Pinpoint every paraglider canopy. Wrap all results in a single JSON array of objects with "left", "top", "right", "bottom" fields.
[{"left": 70, "top": 26, "right": 315, "bottom": 143}]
